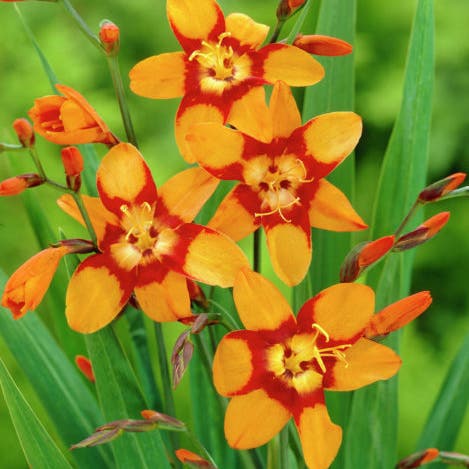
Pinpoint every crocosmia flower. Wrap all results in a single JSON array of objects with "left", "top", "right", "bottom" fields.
[
  {"left": 213, "top": 269, "right": 432, "bottom": 469},
  {"left": 129, "top": 0, "right": 324, "bottom": 162},
  {"left": 60, "top": 142, "right": 249, "bottom": 333},
  {"left": 28, "top": 84, "right": 118, "bottom": 146},
  {"left": 186, "top": 81, "right": 366, "bottom": 285}
]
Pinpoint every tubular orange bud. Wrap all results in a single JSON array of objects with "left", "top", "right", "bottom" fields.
[
  {"left": 140, "top": 410, "right": 186, "bottom": 429},
  {"left": 61, "top": 146, "right": 84, "bottom": 191},
  {"left": 175, "top": 449, "right": 213, "bottom": 468},
  {"left": 397, "top": 448, "right": 439, "bottom": 468},
  {"left": 75, "top": 355, "right": 95, "bottom": 382},
  {"left": 186, "top": 279, "right": 208, "bottom": 308},
  {"left": 1, "top": 246, "right": 71, "bottom": 319},
  {"left": 294, "top": 34, "right": 353, "bottom": 56},
  {"left": 0, "top": 173, "right": 44, "bottom": 196},
  {"left": 418, "top": 172, "right": 466, "bottom": 203},
  {"left": 53, "top": 238, "right": 96, "bottom": 254},
  {"left": 340, "top": 235, "right": 395, "bottom": 282},
  {"left": 99, "top": 20, "right": 120, "bottom": 55},
  {"left": 276, "top": 0, "right": 306, "bottom": 20},
  {"left": 394, "top": 212, "right": 450, "bottom": 252},
  {"left": 365, "top": 291, "right": 432, "bottom": 339},
  {"left": 12, "top": 118, "right": 35, "bottom": 147}
]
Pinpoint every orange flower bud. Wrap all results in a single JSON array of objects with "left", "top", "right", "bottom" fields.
[
  {"left": 99, "top": 20, "right": 120, "bottom": 55},
  {"left": 294, "top": 34, "right": 353, "bottom": 56},
  {"left": 61, "top": 146, "right": 84, "bottom": 191},
  {"left": 175, "top": 449, "right": 213, "bottom": 468},
  {"left": 393, "top": 212, "right": 450, "bottom": 252},
  {"left": 140, "top": 410, "right": 185, "bottom": 430},
  {"left": 186, "top": 279, "right": 208, "bottom": 308},
  {"left": 365, "top": 291, "right": 432, "bottom": 339},
  {"left": 340, "top": 235, "right": 395, "bottom": 282},
  {"left": 28, "top": 84, "right": 118, "bottom": 146},
  {"left": 418, "top": 172, "right": 466, "bottom": 203},
  {"left": 75, "top": 355, "right": 95, "bottom": 382},
  {"left": 1, "top": 246, "right": 71, "bottom": 319},
  {"left": 0, "top": 173, "right": 44, "bottom": 196},
  {"left": 397, "top": 448, "right": 439, "bottom": 468},
  {"left": 276, "top": 0, "right": 306, "bottom": 20},
  {"left": 12, "top": 118, "right": 35, "bottom": 147}
]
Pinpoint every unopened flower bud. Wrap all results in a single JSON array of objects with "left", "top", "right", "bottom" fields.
[
  {"left": 70, "top": 427, "right": 122, "bottom": 450},
  {"left": 53, "top": 238, "right": 96, "bottom": 254},
  {"left": 276, "top": 0, "right": 306, "bottom": 20},
  {"left": 294, "top": 34, "right": 353, "bottom": 56},
  {"left": 0, "top": 173, "right": 44, "bottom": 196},
  {"left": 75, "top": 355, "right": 95, "bottom": 382},
  {"left": 61, "top": 146, "right": 84, "bottom": 191},
  {"left": 187, "top": 279, "right": 208, "bottom": 308},
  {"left": 397, "top": 448, "right": 439, "bottom": 468},
  {"left": 393, "top": 212, "right": 450, "bottom": 252},
  {"left": 141, "top": 410, "right": 186, "bottom": 430},
  {"left": 340, "top": 235, "right": 395, "bottom": 282},
  {"left": 418, "top": 172, "right": 466, "bottom": 203},
  {"left": 12, "top": 118, "right": 35, "bottom": 147},
  {"left": 99, "top": 20, "right": 120, "bottom": 55},
  {"left": 175, "top": 449, "right": 214, "bottom": 468}
]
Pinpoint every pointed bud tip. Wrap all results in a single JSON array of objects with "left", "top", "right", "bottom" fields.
[
  {"left": 12, "top": 118, "right": 34, "bottom": 147},
  {"left": 294, "top": 34, "right": 353, "bottom": 56},
  {"left": 75, "top": 355, "right": 95, "bottom": 382}
]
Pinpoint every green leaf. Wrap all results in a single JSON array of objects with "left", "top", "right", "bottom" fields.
[
  {"left": 0, "top": 270, "right": 113, "bottom": 468},
  {"left": 85, "top": 325, "right": 171, "bottom": 469},
  {"left": 417, "top": 333, "right": 469, "bottom": 467},
  {"left": 0, "top": 357, "right": 73, "bottom": 469},
  {"left": 343, "top": 1, "right": 435, "bottom": 468}
]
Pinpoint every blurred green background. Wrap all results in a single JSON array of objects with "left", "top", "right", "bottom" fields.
[{"left": 0, "top": 0, "right": 468, "bottom": 467}]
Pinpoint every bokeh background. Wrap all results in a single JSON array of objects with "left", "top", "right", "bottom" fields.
[{"left": 0, "top": 0, "right": 468, "bottom": 467}]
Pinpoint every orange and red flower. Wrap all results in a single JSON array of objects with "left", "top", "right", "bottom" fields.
[
  {"left": 213, "top": 269, "right": 432, "bottom": 469},
  {"left": 129, "top": 0, "right": 324, "bottom": 162},
  {"left": 186, "top": 81, "right": 366, "bottom": 285},
  {"left": 28, "top": 84, "right": 118, "bottom": 146},
  {"left": 59, "top": 142, "right": 249, "bottom": 333}
]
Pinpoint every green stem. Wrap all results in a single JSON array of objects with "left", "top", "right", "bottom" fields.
[
  {"left": 207, "top": 299, "right": 241, "bottom": 330},
  {"left": 185, "top": 428, "right": 219, "bottom": 469},
  {"left": 0, "top": 143, "right": 24, "bottom": 153},
  {"left": 61, "top": 0, "right": 104, "bottom": 52},
  {"left": 267, "top": 434, "right": 280, "bottom": 469},
  {"left": 279, "top": 426, "right": 290, "bottom": 468},
  {"left": 106, "top": 54, "right": 139, "bottom": 147},
  {"left": 28, "top": 147, "right": 47, "bottom": 180},
  {"left": 71, "top": 192, "right": 98, "bottom": 246},
  {"left": 269, "top": 19, "right": 285, "bottom": 43},
  {"left": 253, "top": 229, "right": 261, "bottom": 273},
  {"left": 393, "top": 200, "right": 420, "bottom": 238}
]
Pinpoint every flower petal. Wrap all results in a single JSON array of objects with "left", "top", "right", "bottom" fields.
[
  {"left": 208, "top": 185, "right": 260, "bottom": 242},
  {"left": 227, "top": 87, "right": 273, "bottom": 142},
  {"left": 324, "top": 338, "right": 402, "bottom": 391},
  {"left": 295, "top": 404, "right": 342, "bottom": 469},
  {"left": 175, "top": 224, "right": 249, "bottom": 287},
  {"left": 290, "top": 112, "right": 362, "bottom": 179},
  {"left": 176, "top": 98, "right": 225, "bottom": 163},
  {"left": 66, "top": 254, "right": 134, "bottom": 333},
  {"left": 129, "top": 52, "right": 186, "bottom": 99},
  {"left": 158, "top": 167, "right": 219, "bottom": 224},
  {"left": 185, "top": 122, "right": 245, "bottom": 179},
  {"left": 225, "top": 13, "right": 269, "bottom": 48},
  {"left": 259, "top": 43, "right": 324, "bottom": 86},
  {"left": 265, "top": 220, "right": 312, "bottom": 286},
  {"left": 297, "top": 283, "right": 375, "bottom": 343},
  {"left": 233, "top": 268, "right": 295, "bottom": 331},
  {"left": 97, "top": 143, "right": 157, "bottom": 215},
  {"left": 167, "top": 0, "right": 225, "bottom": 52},
  {"left": 269, "top": 81, "right": 302, "bottom": 139},
  {"left": 308, "top": 179, "right": 367, "bottom": 231},
  {"left": 225, "top": 390, "right": 290, "bottom": 449},
  {"left": 135, "top": 270, "right": 191, "bottom": 322}
]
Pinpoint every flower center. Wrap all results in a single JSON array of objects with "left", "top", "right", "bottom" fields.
[
  {"left": 254, "top": 158, "right": 313, "bottom": 222},
  {"left": 120, "top": 202, "right": 157, "bottom": 252},
  {"left": 189, "top": 32, "right": 234, "bottom": 80},
  {"left": 266, "top": 324, "right": 351, "bottom": 394}
]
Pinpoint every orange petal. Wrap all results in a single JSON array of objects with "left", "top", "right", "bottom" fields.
[
  {"left": 365, "top": 291, "right": 432, "bottom": 339},
  {"left": 167, "top": 0, "right": 224, "bottom": 50},
  {"left": 295, "top": 404, "right": 342, "bottom": 469},
  {"left": 265, "top": 221, "right": 312, "bottom": 286},
  {"left": 324, "top": 338, "right": 401, "bottom": 391},
  {"left": 158, "top": 167, "right": 219, "bottom": 224},
  {"left": 227, "top": 87, "right": 273, "bottom": 142},
  {"left": 1, "top": 247, "right": 69, "bottom": 319},
  {"left": 308, "top": 179, "right": 367, "bottom": 231},
  {"left": 66, "top": 254, "right": 133, "bottom": 333},
  {"left": 135, "top": 271, "right": 191, "bottom": 322},
  {"left": 185, "top": 122, "right": 245, "bottom": 178},
  {"left": 297, "top": 283, "right": 374, "bottom": 342},
  {"left": 176, "top": 100, "right": 225, "bottom": 163},
  {"left": 208, "top": 185, "right": 259, "bottom": 242},
  {"left": 225, "top": 390, "right": 290, "bottom": 449},
  {"left": 261, "top": 43, "right": 325, "bottom": 86},
  {"left": 293, "top": 34, "right": 353, "bottom": 56},
  {"left": 129, "top": 52, "right": 186, "bottom": 99},
  {"left": 225, "top": 13, "right": 269, "bottom": 48},
  {"left": 57, "top": 194, "right": 117, "bottom": 243},
  {"left": 233, "top": 268, "right": 295, "bottom": 331},
  {"left": 213, "top": 334, "right": 254, "bottom": 396},
  {"left": 269, "top": 81, "right": 302, "bottom": 139},
  {"left": 177, "top": 225, "right": 249, "bottom": 287},
  {"left": 299, "top": 112, "right": 362, "bottom": 178},
  {"left": 97, "top": 142, "right": 157, "bottom": 214}
]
